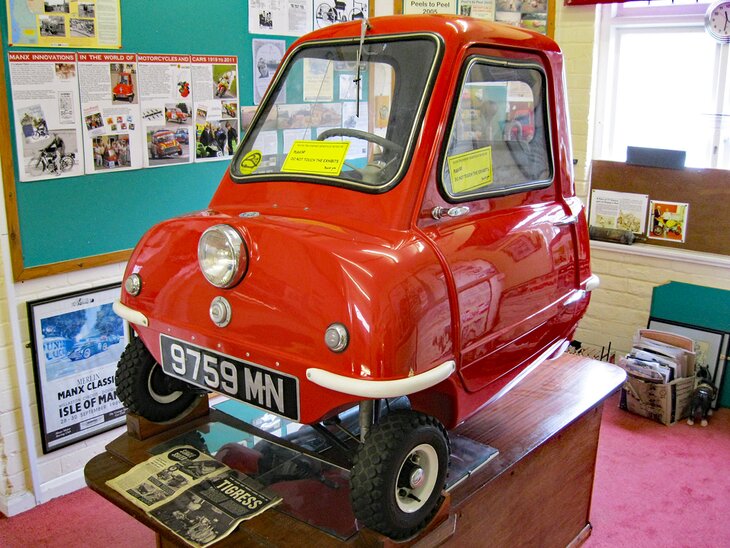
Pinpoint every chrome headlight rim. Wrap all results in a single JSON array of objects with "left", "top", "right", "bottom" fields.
[
  {"left": 324, "top": 323, "right": 349, "bottom": 353},
  {"left": 198, "top": 224, "right": 248, "bottom": 289},
  {"left": 124, "top": 273, "right": 142, "bottom": 296}
]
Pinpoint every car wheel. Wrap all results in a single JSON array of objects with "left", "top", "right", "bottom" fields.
[
  {"left": 115, "top": 336, "right": 201, "bottom": 422},
  {"left": 350, "top": 410, "right": 449, "bottom": 540},
  {"left": 82, "top": 348, "right": 91, "bottom": 359},
  {"left": 101, "top": 342, "right": 108, "bottom": 351}
]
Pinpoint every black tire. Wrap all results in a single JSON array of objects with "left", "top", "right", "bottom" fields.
[
  {"left": 115, "top": 337, "right": 200, "bottom": 422},
  {"left": 350, "top": 410, "right": 450, "bottom": 540}
]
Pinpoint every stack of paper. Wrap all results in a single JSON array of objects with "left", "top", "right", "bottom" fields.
[{"left": 619, "top": 330, "right": 695, "bottom": 383}]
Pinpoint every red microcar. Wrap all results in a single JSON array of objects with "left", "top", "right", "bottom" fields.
[
  {"left": 113, "top": 15, "right": 598, "bottom": 539},
  {"left": 112, "top": 72, "right": 135, "bottom": 102}
]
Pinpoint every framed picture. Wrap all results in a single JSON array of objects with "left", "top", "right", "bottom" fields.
[
  {"left": 648, "top": 318, "right": 728, "bottom": 408},
  {"left": 28, "top": 283, "right": 129, "bottom": 453}
]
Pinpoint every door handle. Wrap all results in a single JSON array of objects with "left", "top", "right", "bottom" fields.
[
  {"left": 432, "top": 206, "right": 470, "bottom": 220},
  {"left": 554, "top": 214, "right": 578, "bottom": 226}
]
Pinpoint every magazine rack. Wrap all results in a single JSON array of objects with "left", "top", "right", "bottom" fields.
[{"left": 84, "top": 354, "right": 625, "bottom": 547}]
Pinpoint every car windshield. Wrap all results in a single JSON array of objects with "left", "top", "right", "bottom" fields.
[{"left": 231, "top": 34, "right": 440, "bottom": 191}]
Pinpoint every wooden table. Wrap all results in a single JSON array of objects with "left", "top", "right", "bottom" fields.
[{"left": 85, "top": 354, "right": 625, "bottom": 547}]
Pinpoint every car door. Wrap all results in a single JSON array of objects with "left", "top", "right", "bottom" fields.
[{"left": 417, "top": 52, "right": 579, "bottom": 393}]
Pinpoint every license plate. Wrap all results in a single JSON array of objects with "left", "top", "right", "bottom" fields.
[{"left": 159, "top": 335, "right": 299, "bottom": 420}]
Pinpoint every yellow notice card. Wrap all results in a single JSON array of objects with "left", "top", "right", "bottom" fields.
[
  {"left": 447, "top": 147, "right": 493, "bottom": 193},
  {"left": 281, "top": 140, "right": 350, "bottom": 176}
]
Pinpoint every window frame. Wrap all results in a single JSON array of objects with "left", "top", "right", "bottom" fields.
[
  {"left": 437, "top": 54, "right": 555, "bottom": 203},
  {"left": 229, "top": 33, "right": 444, "bottom": 194},
  {"left": 593, "top": 1, "right": 730, "bottom": 169}
]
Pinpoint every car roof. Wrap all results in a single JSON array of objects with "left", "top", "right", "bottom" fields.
[{"left": 291, "top": 14, "right": 560, "bottom": 54}]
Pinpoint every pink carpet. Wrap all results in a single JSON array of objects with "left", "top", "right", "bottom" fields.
[
  {"left": 1, "top": 392, "right": 728, "bottom": 546},
  {"left": 0, "top": 488, "right": 154, "bottom": 547},
  {"left": 585, "top": 392, "right": 730, "bottom": 548}
]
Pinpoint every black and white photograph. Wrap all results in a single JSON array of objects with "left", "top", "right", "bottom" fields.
[
  {"left": 39, "top": 15, "right": 66, "bottom": 37},
  {"left": 28, "top": 283, "right": 129, "bottom": 453},
  {"left": 44, "top": 0, "right": 70, "bottom": 13},
  {"left": 70, "top": 17, "right": 95, "bottom": 37},
  {"left": 78, "top": 2, "right": 95, "bottom": 17},
  {"left": 252, "top": 39, "right": 285, "bottom": 104}
]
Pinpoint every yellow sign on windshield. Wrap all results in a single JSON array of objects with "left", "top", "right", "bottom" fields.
[
  {"left": 282, "top": 140, "right": 350, "bottom": 176},
  {"left": 447, "top": 146, "right": 493, "bottom": 194}
]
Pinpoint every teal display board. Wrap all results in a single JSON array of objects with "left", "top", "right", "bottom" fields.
[
  {"left": 650, "top": 281, "right": 730, "bottom": 408},
  {"left": 1, "top": 1, "right": 296, "bottom": 279}
]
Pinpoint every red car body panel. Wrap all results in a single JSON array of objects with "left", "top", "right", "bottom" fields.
[
  {"left": 119, "top": 16, "right": 593, "bottom": 429},
  {"left": 113, "top": 72, "right": 134, "bottom": 99}
]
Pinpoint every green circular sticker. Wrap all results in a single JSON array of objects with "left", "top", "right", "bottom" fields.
[{"left": 239, "top": 150, "right": 262, "bottom": 175}]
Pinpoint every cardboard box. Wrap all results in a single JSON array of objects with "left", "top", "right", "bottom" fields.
[{"left": 619, "top": 374, "right": 695, "bottom": 425}]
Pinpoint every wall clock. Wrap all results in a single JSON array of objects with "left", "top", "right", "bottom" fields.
[{"left": 705, "top": 0, "right": 730, "bottom": 43}]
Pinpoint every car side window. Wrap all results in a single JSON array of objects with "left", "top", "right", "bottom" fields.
[{"left": 440, "top": 57, "right": 552, "bottom": 201}]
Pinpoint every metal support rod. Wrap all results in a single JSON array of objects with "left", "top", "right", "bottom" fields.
[{"left": 359, "top": 400, "right": 374, "bottom": 442}]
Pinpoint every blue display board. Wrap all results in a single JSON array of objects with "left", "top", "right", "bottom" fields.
[{"left": 1, "top": 0, "right": 296, "bottom": 278}]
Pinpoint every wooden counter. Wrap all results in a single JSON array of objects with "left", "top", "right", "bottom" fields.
[{"left": 85, "top": 354, "right": 625, "bottom": 547}]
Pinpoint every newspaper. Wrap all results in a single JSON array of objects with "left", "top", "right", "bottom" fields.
[{"left": 106, "top": 446, "right": 281, "bottom": 547}]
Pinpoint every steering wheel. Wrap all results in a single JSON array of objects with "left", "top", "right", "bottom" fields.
[
  {"left": 317, "top": 128, "right": 404, "bottom": 154},
  {"left": 317, "top": 128, "right": 403, "bottom": 183}
]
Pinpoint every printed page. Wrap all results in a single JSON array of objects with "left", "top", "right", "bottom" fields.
[
  {"left": 191, "top": 55, "right": 240, "bottom": 162},
  {"left": 138, "top": 54, "right": 194, "bottom": 168},
  {"left": 107, "top": 446, "right": 281, "bottom": 547},
  {"left": 8, "top": 51, "right": 84, "bottom": 181},
  {"left": 78, "top": 53, "right": 144, "bottom": 174}
]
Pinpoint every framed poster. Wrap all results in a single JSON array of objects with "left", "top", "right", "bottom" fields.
[
  {"left": 648, "top": 318, "right": 728, "bottom": 408},
  {"left": 28, "top": 283, "right": 129, "bottom": 453}
]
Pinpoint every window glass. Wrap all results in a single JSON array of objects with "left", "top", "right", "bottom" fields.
[
  {"left": 232, "top": 37, "right": 439, "bottom": 191},
  {"left": 441, "top": 59, "right": 551, "bottom": 200}
]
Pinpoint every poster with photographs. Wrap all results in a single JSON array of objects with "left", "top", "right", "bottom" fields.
[
  {"left": 28, "top": 283, "right": 129, "bottom": 453},
  {"left": 138, "top": 54, "right": 194, "bottom": 168},
  {"left": 7, "top": 0, "right": 121, "bottom": 49},
  {"left": 78, "top": 52, "right": 144, "bottom": 174},
  {"left": 8, "top": 51, "right": 84, "bottom": 182},
  {"left": 191, "top": 55, "right": 240, "bottom": 162}
]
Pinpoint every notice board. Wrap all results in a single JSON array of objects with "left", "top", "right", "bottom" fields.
[
  {"left": 1, "top": 1, "right": 297, "bottom": 280},
  {"left": 590, "top": 160, "right": 730, "bottom": 256}
]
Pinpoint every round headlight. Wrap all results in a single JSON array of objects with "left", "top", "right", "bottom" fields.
[
  {"left": 124, "top": 273, "right": 142, "bottom": 296},
  {"left": 198, "top": 224, "right": 248, "bottom": 288}
]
